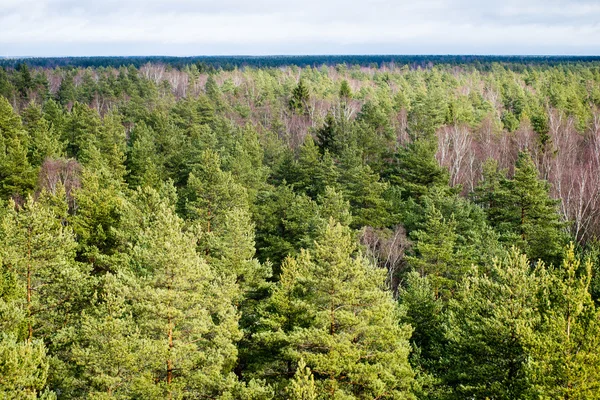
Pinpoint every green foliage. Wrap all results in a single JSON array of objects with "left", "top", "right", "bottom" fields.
[
  {"left": 122, "top": 187, "right": 241, "bottom": 398},
  {"left": 254, "top": 221, "right": 415, "bottom": 398},
  {"left": 0, "top": 195, "right": 86, "bottom": 342},
  {"left": 289, "top": 79, "right": 310, "bottom": 115},
  {"left": 406, "top": 204, "right": 469, "bottom": 297},
  {"left": 0, "top": 334, "right": 53, "bottom": 399},
  {"left": 0, "top": 97, "right": 37, "bottom": 199},
  {"left": 528, "top": 244, "right": 600, "bottom": 399},
  {"left": 443, "top": 249, "right": 543, "bottom": 399},
  {"left": 475, "top": 152, "right": 567, "bottom": 265},
  {"left": 1, "top": 60, "right": 600, "bottom": 399}
]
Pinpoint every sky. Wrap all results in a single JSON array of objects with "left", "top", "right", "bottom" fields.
[{"left": 1, "top": 0, "right": 599, "bottom": 56}]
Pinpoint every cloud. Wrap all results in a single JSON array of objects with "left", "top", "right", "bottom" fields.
[{"left": 0, "top": 0, "right": 599, "bottom": 56}]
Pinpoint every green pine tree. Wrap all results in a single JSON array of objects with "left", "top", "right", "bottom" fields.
[{"left": 255, "top": 220, "right": 414, "bottom": 398}]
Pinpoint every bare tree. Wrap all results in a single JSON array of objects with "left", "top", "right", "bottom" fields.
[{"left": 360, "top": 225, "right": 410, "bottom": 296}]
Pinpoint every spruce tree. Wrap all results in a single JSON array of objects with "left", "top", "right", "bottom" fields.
[
  {"left": 476, "top": 152, "right": 567, "bottom": 265},
  {"left": 289, "top": 79, "right": 309, "bottom": 115}
]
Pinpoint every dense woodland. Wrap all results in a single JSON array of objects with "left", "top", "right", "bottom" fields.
[{"left": 2, "top": 59, "right": 600, "bottom": 399}]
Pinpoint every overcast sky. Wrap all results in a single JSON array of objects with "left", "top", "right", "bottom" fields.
[{"left": 1, "top": 0, "right": 599, "bottom": 56}]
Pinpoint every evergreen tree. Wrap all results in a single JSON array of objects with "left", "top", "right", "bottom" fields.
[
  {"left": 184, "top": 150, "right": 248, "bottom": 232},
  {"left": 406, "top": 204, "right": 468, "bottom": 297},
  {"left": 0, "top": 334, "right": 53, "bottom": 399},
  {"left": 293, "top": 136, "right": 339, "bottom": 199},
  {"left": 253, "top": 185, "right": 323, "bottom": 269},
  {"left": 289, "top": 79, "right": 309, "bottom": 115},
  {"left": 0, "top": 195, "right": 85, "bottom": 342},
  {"left": 0, "top": 97, "right": 36, "bottom": 199},
  {"left": 528, "top": 244, "right": 600, "bottom": 399},
  {"left": 123, "top": 187, "right": 241, "bottom": 398},
  {"left": 254, "top": 221, "right": 414, "bottom": 398},
  {"left": 21, "top": 103, "right": 64, "bottom": 166},
  {"left": 316, "top": 112, "right": 339, "bottom": 155},
  {"left": 443, "top": 249, "right": 543, "bottom": 399},
  {"left": 64, "top": 273, "right": 145, "bottom": 398},
  {"left": 126, "top": 122, "right": 163, "bottom": 189},
  {"left": 56, "top": 71, "right": 76, "bottom": 107},
  {"left": 385, "top": 138, "right": 450, "bottom": 202},
  {"left": 476, "top": 152, "right": 567, "bottom": 265},
  {"left": 286, "top": 359, "right": 317, "bottom": 400},
  {"left": 338, "top": 151, "right": 391, "bottom": 228},
  {"left": 398, "top": 272, "right": 447, "bottom": 399}
]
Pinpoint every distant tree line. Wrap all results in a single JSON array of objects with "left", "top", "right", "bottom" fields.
[{"left": 2, "top": 54, "right": 600, "bottom": 71}]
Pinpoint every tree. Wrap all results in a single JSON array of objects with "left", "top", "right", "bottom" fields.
[
  {"left": 289, "top": 79, "right": 309, "bottom": 115},
  {"left": 122, "top": 187, "right": 241, "bottom": 398},
  {"left": 254, "top": 221, "right": 414, "bottom": 398},
  {"left": 443, "top": 249, "right": 543, "bottom": 399},
  {"left": 385, "top": 138, "right": 450, "bottom": 202},
  {"left": 64, "top": 273, "right": 145, "bottom": 398},
  {"left": 0, "top": 334, "right": 53, "bottom": 399},
  {"left": 184, "top": 150, "right": 248, "bottom": 233},
  {"left": 21, "top": 103, "right": 64, "bottom": 166},
  {"left": 406, "top": 204, "right": 468, "bottom": 297},
  {"left": 476, "top": 152, "right": 567, "bottom": 265},
  {"left": 14, "top": 63, "right": 33, "bottom": 99},
  {"left": 253, "top": 184, "right": 324, "bottom": 269},
  {"left": 316, "top": 112, "right": 339, "bottom": 155},
  {"left": 0, "top": 97, "right": 36, "bottom": 199},
  {"left": 126, "top": 122, "right": 163, "bottom": 189},
  {"left": 339, "top": 80, "right": 352, "bottom": 101},
  {"left": 528, "top": 244, "right": 600, "bottom": 399},
  {"left": 286, "top": 359, "right": 317, "bottom": 400},
  {"left": 293, "top": 135, "right": 339, "bottom": 199},
  {"left": 338, "top": 151, "right": 391, "bottom": 229},
  {"left": 0, "top": 195, "right": 85, "bottom": 343},
  {"left": 56, "top": 71, "right": 76, "bottom": 107}
]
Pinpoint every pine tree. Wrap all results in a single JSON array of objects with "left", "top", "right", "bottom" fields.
[
  {"left": 0, "top": 334, "right": 53, "bottom": 399},
  {"left": 65, "top": 273, "right": 145, "bottom": 398},
  {"left": 254, "top": 221, "right": 414, "bottom": 398},
  {"left": 253, "top": 185, "right": 324, "bottom": 269},
  {"left": 398, "top": 272, "right": 447, "bottom": 399},
  {"left": 294, "top": 135, "right": 339, "bottom": 199},
  {"left": 286, "top": 359, "right": 317, "bottom": 400},
  {"left": 528, "top": 244, "right": 600, "bottom": 399},
  {"left": 21, "top": 103, "right": 64, "bottom": 166},
  {"left": 0, "top": 195, "right": 85, "bottom": 342},
  {"left": 0, "top": 97, "right": 36, "bottom": 199},
  {"left": 15, "top": 63, "right": 33, "bottom": 99},
  {"left": 56, "top": 71, "right": 76, "bottom": 107},
  {"left": 126, "top": 122, "right": 163, "bottom": 189},
  {"left": 316, "top": 112, "right": 339, "bottom": 155},
  {"left": 338, "top": 151, "right": 391, "bottom": 228},
  {"left": 63, "top": 102, "right": 101, "bottom": 160},
  {"left": 443, "top": 249, "right": 543, "bottom": 399},
  {"left": 124, "top": 187, "right": 241, "bottom": 398},
  {"left": 339, "top": 80, "right": 352, "bottom": 101},
  {"left": 385, "top": 138, "right": 450, "bottom": 202},
  {"left": 69, "top": 167, "right": 126, "bottom": 272},
  {"left": 184, "top": 150, "right": 248, "bottom": 233}
]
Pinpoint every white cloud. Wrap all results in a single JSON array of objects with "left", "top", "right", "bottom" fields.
[{"left": 0, "top": 0, "right": 599, "bottom": 55}]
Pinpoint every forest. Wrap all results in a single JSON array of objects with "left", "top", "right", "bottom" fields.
[{"left": 1, "top": 59, "right": 600, "bottom": 399}]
